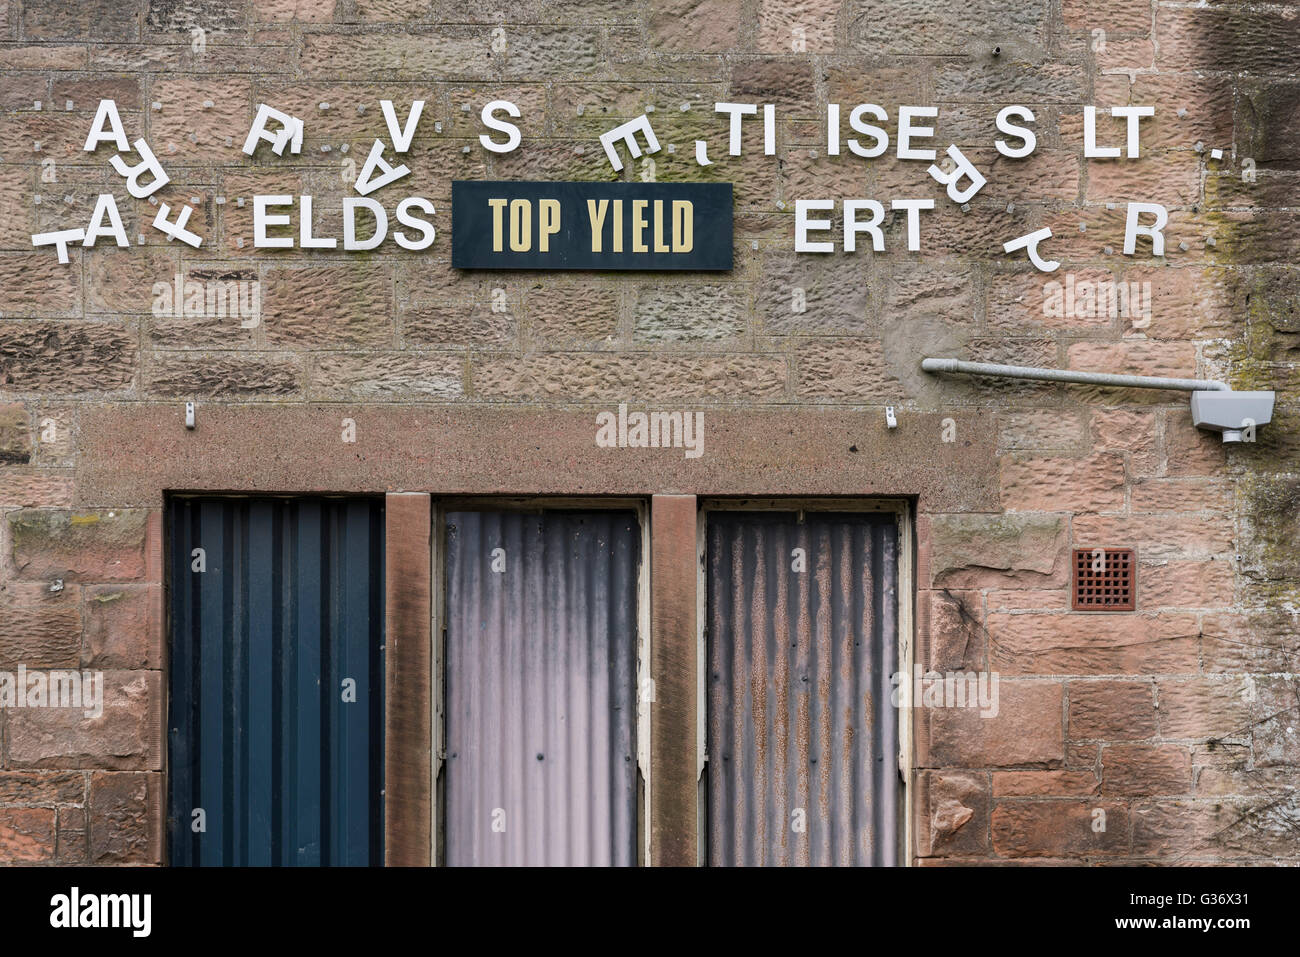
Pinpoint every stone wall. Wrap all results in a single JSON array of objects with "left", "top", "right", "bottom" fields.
[{"left": 0, "top": 0, "right": 1297, "bottom": 864}]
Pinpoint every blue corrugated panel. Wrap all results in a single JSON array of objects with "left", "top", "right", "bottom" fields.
[
  {"left": 444, "top": 510, "right": 639, "bottom": 866},
  {"left": 706, "top": 511, "right": 900, "bottom": 866},
  {"left": 167, "top": 497, "right": 386, "bottom": 866}
]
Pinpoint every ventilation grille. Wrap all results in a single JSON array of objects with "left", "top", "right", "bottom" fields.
[{"left": 1073, "top": 548, "right": 1135, "bottom": 611}]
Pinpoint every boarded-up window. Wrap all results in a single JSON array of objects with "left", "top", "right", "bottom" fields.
[
  {"left": 443, "top": 510, "right": 640, "bottom": 866},
  {"left": 706, "top": 510, "right": 900, "bottom": 866},
  {"left": 168, "top": 497, "right": 386, "bottom": 866}
]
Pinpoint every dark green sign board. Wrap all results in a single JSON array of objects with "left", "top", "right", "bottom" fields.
[{"left": 451, "top": 180, "right": 733, "bottom": 270}]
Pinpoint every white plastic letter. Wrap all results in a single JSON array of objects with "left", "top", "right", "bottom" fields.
[
  {"left": 794, "top": 199, "right": 835, "bottom": 253},
  {"left": 1004, "top": 227, "right": 1060, "bottom": 273},
  {"left": 843, "top": 199, "right": 884, "bottom": 252},
  {"left": 927, "top": 145, "right": 986, "bottom": 204},
  {"left": 479, "top": 100, "right": 522, "bottom": 154},
  {"left": 394, "top": 197, "right": 437, "bottom": 251},
  {"left": 298, "top": 194, "right": 336, "bottom": 249},
  {"left": 897, "top": 106, "right": 938, "bottom": 160},
  {"left": 242, "top": 104, "right": 304, "bottom": 157},
  {"left": 343, "top": 197, "right": 387, "bottom": 251},
  {"left": 380, "top": 99, "right": 424, "bottom": 153},
  {"left": 31, "top": 228, "right": 86, "bottom": 264},
  {"left": 353, "top": 139, "right": 410, "bottom": 196},
  {"left": 109, "top": 139, "right": 170, "bottom": 199},
  {"left": 995, "top": 106, "right": 1037, "bottom": 158},
  {"left": 891, "top": 198, "right": 934, "bottom": 251},
  {"left": 83, "top": 99, "right": 130, "bottom": 152},
  {"left": 599, "top": 115, "right": 660, "bottom": 172},
  {"left": 152, "top": 204, "right": 202, "bottom": 248},
  {"left": 83, "top": 194, "right": 129, "bottom": 247},
  {"left": 1083, "top": 106, "right": 1120, "bottom": 158},
  {"left": 1112, "top": 105, "right": 1154, "bottom": 158},
  {"left": 848, "top": 104, "right": 889, "bottom": 158},
  {"left": 1123, "top": 202, "right": 1167, "bottom": 257},
  {"left": 253, "top": 194, "right": 294, "bottom": 249},
  {"left": 714, "top": 102, "right": 757, "bottom": 156}
]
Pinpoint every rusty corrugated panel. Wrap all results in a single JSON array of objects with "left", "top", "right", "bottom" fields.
[
  {"left": 444, "top": 510, "right": 639, "bottom": 866},
  {"left": 167, "top": 497, "right": 386, "bottom": 866},
  {"left": 706, "top": 511, "right": 899, "bottom": 866}
]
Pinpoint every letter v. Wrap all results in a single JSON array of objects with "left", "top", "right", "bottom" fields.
[{"left": 380, "top": 100, "right": 425, "bottom": 154}]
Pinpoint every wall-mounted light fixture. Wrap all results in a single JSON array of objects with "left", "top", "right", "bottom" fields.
[{"left": 921, "top": 357, "right": 1274, "bottom": 444}]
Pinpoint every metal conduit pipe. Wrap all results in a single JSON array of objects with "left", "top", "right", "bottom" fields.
[
  {"left": 920, "top": 357, "right": 1276, "bottom": 443},
  {"left": 920, "top": 357, "right": 1231, "bottom": 392}
]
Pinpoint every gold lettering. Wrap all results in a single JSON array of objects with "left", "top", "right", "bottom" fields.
[
  {"left": 653, "top": 199, "right": 668, "bottom": 253},
  {"left": 539, "top": 199, "right": 560, "bottom": 252},
  {"left": 488, "top": 198, "right": 508, "bottom": 252},
  {"left": 632, "top": 199, "right": 648, "bottom": 253},
  {"left": 672, "top": 200, "right": 694, "bottom": 253},
  {"left": 509, "top": 198, "right": 531, "bottom": 252},
  {"left": 587, "top": 199, "right": 608, "bottom": 252}
]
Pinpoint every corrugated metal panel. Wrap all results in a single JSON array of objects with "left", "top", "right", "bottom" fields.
[
  {"left": 167, "top": 497, "right": 386, "bottom": 866},
  {"left": 444, "top": 510, "right": 639, "bottom": 866},
  {"left": 706, "top": 511, "right": 899, "bottom": 866}
]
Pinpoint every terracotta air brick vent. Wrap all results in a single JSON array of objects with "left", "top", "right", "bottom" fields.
[{"left": 1072, "top": 547, "right": 1136, "bottom": 611}]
